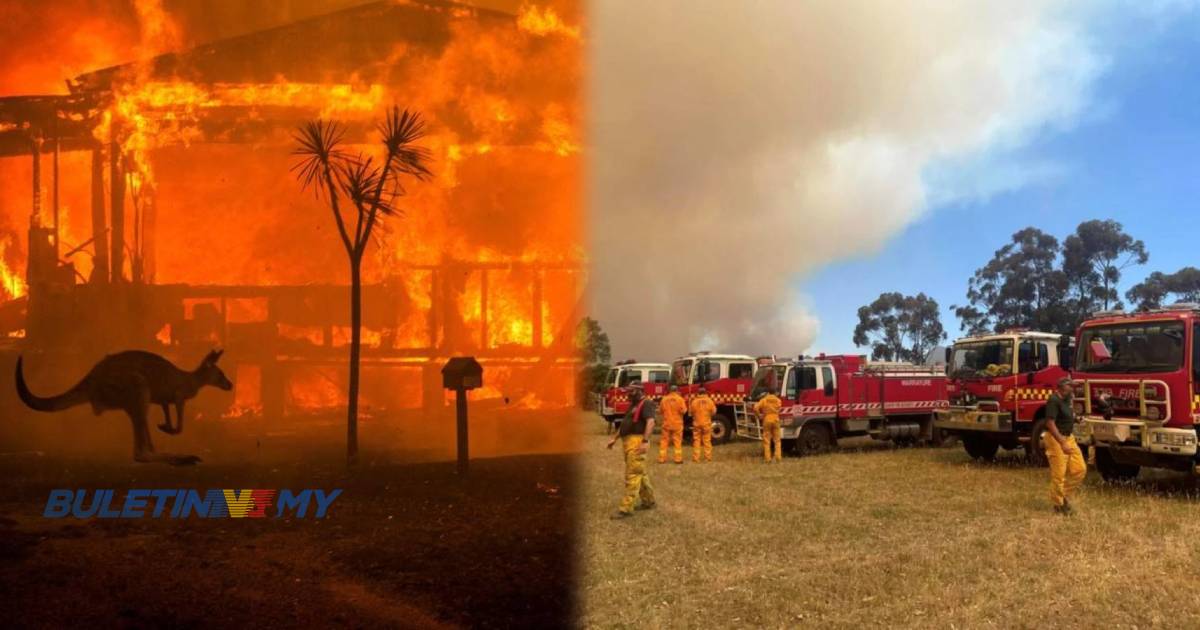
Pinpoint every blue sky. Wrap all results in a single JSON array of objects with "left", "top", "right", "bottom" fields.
[{"left": 805, "top": 6, "right": 1200, "bottom": 354}]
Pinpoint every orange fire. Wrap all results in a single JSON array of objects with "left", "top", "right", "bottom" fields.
[
  {"left": 0, "top": 1, "right": 584, "bottom": 417},
  {"left": 0, "top": 236, "right": 26, "bottom": 299},
  {"left": 517, "top": 4, "right": 581, "bottom": 39}
]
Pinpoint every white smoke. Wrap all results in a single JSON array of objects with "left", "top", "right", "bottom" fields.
[{"left": 588, "top": 1, "right": 1104, "bottom": 359}]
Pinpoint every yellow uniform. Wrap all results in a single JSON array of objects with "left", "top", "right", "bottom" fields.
[
  {"left": 620, "top": 435, "right": 655, "bottom": 513},
  {"left": 689, "top": 394, "right": 717, "bottom": 462},
  {"left": 1044, "top": 392, "right": 1086, "bottom": 509},
  {"left": 1043, "top": 434, "right": 1086, "bottom": 507},
  {"left": 753, "top": 394, "right": 783, "bottom": 462},
  {"left": 658, "top": 392, "right": 687, "bottom": 464},
  {"left": 617, "top": 400, "right": 655, "bottom": 515}
]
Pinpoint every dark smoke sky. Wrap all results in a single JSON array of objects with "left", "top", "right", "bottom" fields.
[{"left": 587, "top": 1, "right": 1102, "bottom": 360}]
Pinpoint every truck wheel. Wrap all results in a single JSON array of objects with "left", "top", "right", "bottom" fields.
[
  {"left": 711, "top": 414, "right": 733, "bottom": 445},
  {"left": 961, "top": 434, "right": 999, "bottom": 461},
  {"left": 1026, "top": 418, "right": 1049, "bottom": 467},
  {"left": 1094, "top": 447, "right": 1139, "bottom": 483},
  {"left": 797, "top": 423, "right": 833, "bottom": 456}
]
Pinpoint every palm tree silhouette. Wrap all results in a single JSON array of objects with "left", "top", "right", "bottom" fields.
[{"left": 292, "top": 107, "right": 432, "bottom": 464}]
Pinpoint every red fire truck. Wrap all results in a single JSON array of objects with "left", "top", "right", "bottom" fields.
[
  {"left": 735, "top": 354, "right": 948, "bottom": 455},
  {"left": 595, "top": 360, "right": 671, "bottom": 426},
  {"left": 934, "top": 330, "right": 1073, "bottom": 464},
  {"left": 1071, "top": 304, "right": 1200, "bottom": 481},
  {"left": 670, "top": 352, "right": 758, "bottom": 444}
]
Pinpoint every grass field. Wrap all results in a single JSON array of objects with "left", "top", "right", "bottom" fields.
[{"left": 579, "top": 418, "right": 1200, "bottom": 629}]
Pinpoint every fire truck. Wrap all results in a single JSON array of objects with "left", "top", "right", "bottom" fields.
[
  {"left": 670, "top": 352, "right": 758, "bottom": 444},
  {"left": 595, "top": 360, "right": 671, "bottom": 426},
  {"left": 1071, "top": 304, "right": 1200, "bottom": 481},
  {"left": 934, "top": 330, "right": 1073, "bottom": 464},
  {"left": 735, "top": 354, "right": 948, "bottom": 454}
]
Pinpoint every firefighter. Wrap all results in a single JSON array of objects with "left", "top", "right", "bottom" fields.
[
  {"left": 1043, "top": 376, "right": 1087, "bottom": 514},
  {"left": 689, "top": 385, "right": 717, "bottom": 463},
  {"left": 753, "top": 390, "right": 784, "bottom": 463},
  {"left": 657, "top": 384, "right": 687, "bottom": 464},
  {"left": 607, "top": 383, "right": 656, "bottom": 518}
]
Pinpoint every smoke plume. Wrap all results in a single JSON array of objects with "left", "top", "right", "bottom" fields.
[{"left": 588, "top": 1, "right": 1102, "bottom": 359}]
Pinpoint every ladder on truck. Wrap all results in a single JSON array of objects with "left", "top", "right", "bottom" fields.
[
  {"left": 734, "top": 402, "right": 762, "bottom": 440},
  {"left": 860, "top": 362, "right": 944, "bottom": 377}
]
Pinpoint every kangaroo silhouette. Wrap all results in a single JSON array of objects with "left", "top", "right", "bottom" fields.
[{"left": 16, "top": 349, "right": 233, "bottom": 465}]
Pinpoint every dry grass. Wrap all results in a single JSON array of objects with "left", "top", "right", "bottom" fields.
[{"left": 579, "top": 416, "right": 1200, "bottom": 629}]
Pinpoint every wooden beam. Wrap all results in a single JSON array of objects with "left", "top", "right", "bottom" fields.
[
  {"left": 109, "top": 137, "right": 124, "bottom": 283},
  {"left": 89, "top": 148, "right": 108, "bottom": 282}
]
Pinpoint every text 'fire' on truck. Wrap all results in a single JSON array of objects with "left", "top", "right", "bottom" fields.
[
  {"left": 735, "top": 354, "right": 949, "bottom": 455},
  {"left": 670, "top": 352, "right": 757, "bottom": 444},
  {"left": 595, "top": 360, "right": 670, "bottom": 427},
  {"left": 1071, "top": 303, "right": 1200, "bottom": 481},
  {"left": 934, "top": 329, "right": 1073, "bottom": 464}
]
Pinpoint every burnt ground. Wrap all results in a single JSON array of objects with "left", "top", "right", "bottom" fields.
[{"left": 0, "top": 426, "right": 577, "bottom": 629}]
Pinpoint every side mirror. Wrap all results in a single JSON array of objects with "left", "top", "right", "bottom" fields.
[
  {"left": 944, "top": 348, "right": 952, "bottom": 364},
  {"left": 823, "top": 381, "right": 834, "bottom": 396},
  {"left": 1026, "top": 371, "right": 1035, "bottom": 385}
]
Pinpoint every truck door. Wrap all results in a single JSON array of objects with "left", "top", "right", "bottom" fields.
[
  {"left": 647, "top": 368, "right": 670, "bottom": 398},
  {"left": 821, "top": 365, "right": 836, "bottom": 401},
  {"left": 1017, "top": 340, "right": 1056, "bottom": 420},
  {"left": 794, "top": 366, "right": 822, "bottom": 410},
  {"left": 728, "top": 361, "right": 755, "bottom": 400},
  {"left": 671, "top": 359, "right": 694, "bottom": 395}
]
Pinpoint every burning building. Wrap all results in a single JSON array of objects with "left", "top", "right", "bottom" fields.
[{"left": 0, "top": 0, "right": 583, "bottom": 433}]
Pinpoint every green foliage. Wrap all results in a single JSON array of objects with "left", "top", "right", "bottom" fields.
[
  {"left": 953, "top": 227, "right": 1071, "bottom": 335},
  {"left": 575, "top": 317, "right": 612, "bottom": 408},
  {"left": 853, "top": 292, "right": 945, "bottom": 363},
  {"left": 1126, "top": 267, "right": 1200, "bottom": 311},
  {"left": 575, "top": 317, "right": 612, "bottom": 365},
  {"left": 1062, "top": 219, "right": 1148, "bottom": 314},
  {"left": 954, "top": 220, "right": 1160, "bottom": 334}
]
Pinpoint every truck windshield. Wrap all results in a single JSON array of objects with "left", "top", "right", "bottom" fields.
[
  {"left": 750, "top": 365, "right": 785, "bottom": 398},
  {"left": 670, "top": 360, "right": 692, "bottom": 387},
  {"left": 617, "top": 369, "right": 642, "bottom": 387},
  {"left": 606, "top": 368, "right": 619, "bottom": 387},
  {"left": 950, "top": 340, "right": 1013, "bottom": 378},
  {"left": 1075, "top": 321, "right": 1186, "bottom": 373}
]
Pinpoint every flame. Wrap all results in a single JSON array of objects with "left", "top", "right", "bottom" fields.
[
  {"left": 517, "top": 4, "right": 581, "bottom": 39},
  {"left": 0, "top": 1, "right": 585, "bottom": 418},
  {"left": 95, "top": 80, "right": 385, "bottom": 198},
  {"left": 0, "top": 237, "right": 27, "bottom": 300}
]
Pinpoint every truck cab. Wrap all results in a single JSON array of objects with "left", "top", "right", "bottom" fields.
[
  {"left": 1071, "top": 304, "right": 1200, "bottom": 481},
  {"left": 935, "top": 329, "right": 1072, "bottom": 463},
  {"left": 739, "top": 354, "right": 947, "bottom": 455},
  {"left": 596, "top": 360, "right": 671, "bottom": 425},
  {"left": 669, "top": 352, "right": 757, "bottom": 443}
]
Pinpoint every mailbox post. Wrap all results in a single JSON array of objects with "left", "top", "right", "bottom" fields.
[{"left": 442, "top": 357, "right": 483, "bottom": 476}]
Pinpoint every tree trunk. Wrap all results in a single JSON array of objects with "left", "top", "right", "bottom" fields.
[{"left": 347, "top": 255, "right": 362, "bottom": 464}]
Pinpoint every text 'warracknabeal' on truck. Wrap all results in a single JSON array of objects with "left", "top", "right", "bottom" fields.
[
  {"left": 736, "top": 354, "right": 948, "bottom": 455},
  {"left": 934, "top": 329, "right": 1074, "bottom": 464},
  {"left": 1071, "top": 303, "right": 1200, "bottom": 481}
]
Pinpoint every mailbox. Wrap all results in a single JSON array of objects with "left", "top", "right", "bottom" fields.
[
  {"left": 442, "top": 356, "right": 483, "bottom": 476},
  {"left": 442, "top": 357, "right": 483, "bottom": 390}
]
